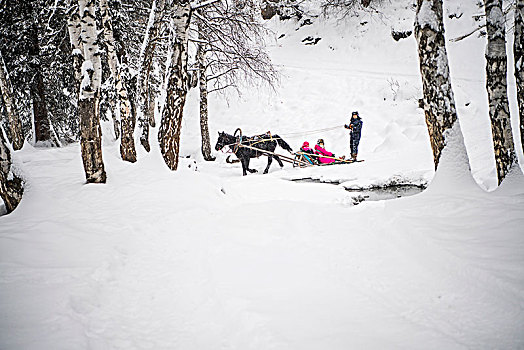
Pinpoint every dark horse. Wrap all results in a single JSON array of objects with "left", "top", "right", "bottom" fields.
[{"left": 215, "top": 130, "right": 293, "bottom": 176}]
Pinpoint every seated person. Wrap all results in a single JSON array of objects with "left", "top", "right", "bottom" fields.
[
  {"left": 299, "top": 141, "right": 316, "bottom": 164},
  {"left": 300, "top": 141, "right": 314, "bottom": 154},
  {"left": 314, "top": 139, "right": 337, "bottom": 164}
]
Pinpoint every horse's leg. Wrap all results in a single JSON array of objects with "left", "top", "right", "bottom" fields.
[
  {"left": 274, "top": 155, "right": 284, "bottom": 167},
  {"left": 263, "top": 155, "right": 273, "bottom": 174},
  {"left": 240, "top": 157, "right": 248, "bottom": 176}
]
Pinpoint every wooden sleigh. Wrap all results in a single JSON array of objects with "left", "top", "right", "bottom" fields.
[{"left": 292, "top": 152, "right": 363, "bottom": 168}]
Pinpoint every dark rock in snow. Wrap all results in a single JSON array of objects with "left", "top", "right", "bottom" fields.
[
  {"left": 300, "top": 19, "right": 313, "bottom": 27},
  {"left": 391, "top": 29, "right": 412, "bottom": 41},
  {"left": 448, "top": 12, "right": 463, "bottom": 19},
  {"left": 302, "top": 36, "right": 321, "bottom": 45}
]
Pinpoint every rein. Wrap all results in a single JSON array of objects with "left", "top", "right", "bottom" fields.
[{"left": 259, "top": 125, "right": 345, "bottom": 139}]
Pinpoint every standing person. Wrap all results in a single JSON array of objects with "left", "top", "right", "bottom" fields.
[{"left": 345, "top": 111, "right": 363, "bottom": 160}]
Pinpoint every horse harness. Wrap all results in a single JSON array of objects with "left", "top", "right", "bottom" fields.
[{"left": 232, "top": 131, "right": 276, "bottom": 154}]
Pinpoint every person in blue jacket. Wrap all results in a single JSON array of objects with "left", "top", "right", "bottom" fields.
[{"left": 344, "top": 111, "right": 363, "bottom": 161}]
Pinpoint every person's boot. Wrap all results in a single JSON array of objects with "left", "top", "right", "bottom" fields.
[{"left": 351, "top": 153, "right": 357, "bottom": 161}]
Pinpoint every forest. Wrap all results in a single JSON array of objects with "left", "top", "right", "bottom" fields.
[{"left": 1, "top": 0, "right": 523, "bottom": 210}]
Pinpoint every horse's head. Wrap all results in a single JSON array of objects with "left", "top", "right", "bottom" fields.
[{"left": 215, "top": 131, "right": 229, "bottom": 151}]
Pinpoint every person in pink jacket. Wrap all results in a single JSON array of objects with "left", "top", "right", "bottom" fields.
[
  {"left": 300, "top": 141, "right": 313, "bottom": 153},
  {"left": 314, "top": 139, "right": 337, "bottom": 164}
]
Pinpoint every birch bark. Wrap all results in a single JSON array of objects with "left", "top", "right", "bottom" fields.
[
  {"left": 0, "top": 51, "right": 23, "bottom": 150},
  {"left": 0, "top": 129, "right": 23, "bottom": 213},
  {"left": 67, "top": 5, "right": 83, "bottom": 92},
  {"left": 414, "top": 0, "right": 468, "bottom": 169},
  {"left": 158, "top": 0, "right": 192, "bottom": 170},
  {"left": 77, "top": 0, "right": 106, "bottom": 183},
  {"left": 484, "top": 0, "right": 517, "bottom": 184},
  {"left": 100, "top": 0, "right": 136, "bottom": 162},
  {"left": 138, "top": 0, "right": 165, "bottom": 152},
  {"left": 197, "top": 21, "right": 215, "bottom": 161},
  {"left": 515, "top": 0, "right": 524, "bottom": 154}
]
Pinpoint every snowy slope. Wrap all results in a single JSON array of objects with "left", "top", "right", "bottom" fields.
[
  {"left": 179, "top": 1, "right": 523, "bottom": 190},
  {"left": 2, "top": 140, "right": 523, "bottom": 349},
  {"left": 1, "top": 1, "right": 524, "bottom": 349}
]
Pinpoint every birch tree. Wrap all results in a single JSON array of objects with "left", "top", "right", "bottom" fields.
[
  {"left": 515, "top": 0, "right": 524, "bottom": 154},
  {"left": 414, "top": 0, "right": 469, "bottom": 169},
  {"left": 158, "top": 0, "right": 192, "bottom": 170},
  {"left": 73, "top": 0, "right": 106, "bottom": 183},
  {"left": 484, "top": 0, "right": 517, "bottom": 184},
  {"left": 100, "top": 0, "right": 137, "bottom": 162},
  {"left": 0, "top": 50, "right": 24, "bottom": 150},
  {"left": 0, "top": 129, "right": 23, "bottom": 214},
  {"left": 137, "top": 0, "right": 165, "bottom": 152},
  {"left": 67, "top": 1, "right": 84, "bottom": 98},
  {"left": 196, "top": 20, "right": 214, "bottom": 161}
]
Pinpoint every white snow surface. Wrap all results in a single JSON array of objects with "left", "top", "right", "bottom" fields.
[
  {"left": 2, "top": 1, "right": 524, "bottom": 349},
  {"left": 80, "top": 60, "right": 94, "bottom": 99},
  {"left": 416, "top": 0, "right": 439, "bottom": 31}
]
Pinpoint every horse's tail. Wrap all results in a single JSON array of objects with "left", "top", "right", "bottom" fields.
[{"left": 274, "top": 135, "right": 293, "bottom": 153}]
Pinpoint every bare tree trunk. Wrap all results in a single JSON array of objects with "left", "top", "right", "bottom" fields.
[
  {"left": 139, "top": 82, "right": 157, "bottom": 153},
  {"left": 0, "top": 129, "right": 23, "bottom": 213},
  {"left": 27, "top": 14, "right": 53, "bottom": 145},
  {"left": 78, "top": 98, "right": 106, "bottom": 182},
  {"left": 484, "top": 0, "right": 517, "bottom": 184},
  {"left": 32, "top": 69, "right": 52, "bottom": 144},
  {"left": 100, "top": 0, "right": 136, "bottom": 162},
  {"left": 197, "top": 22, "right": 215, "bottom": 161},
  {"left": 76, "top": 0, "right": 106, "bottom": 183},
  {"left": 147, "top": 86, "right": 156, "bottom": 128},
  {"left": 515, "top": 0, "right": 524, "bottom": 155},
  {"left": 158, "top": 0, "right": 192, "bottom": 170},
  {"left": 414, "top": 0, "right": 467, "bottom": 169},
  {"left": 140, "top": 114, "right": 151, "bottom": 152},
  {"left": 0, "top": 51, "right": 23, "bottom": 150},
  {"left": 138, "top": 0, "right": 165, "bottom": 152},
  {"left": 104, "top": 76, "right": 121, "bottom": 140}
]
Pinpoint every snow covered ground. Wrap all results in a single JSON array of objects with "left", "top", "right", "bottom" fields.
[{"left": 1, "top": 1, "right": 524, "bottom": 349}]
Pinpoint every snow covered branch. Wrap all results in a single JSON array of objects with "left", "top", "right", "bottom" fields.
[{"left": 193, "top": 2, "right": 278, "bottom": 95}]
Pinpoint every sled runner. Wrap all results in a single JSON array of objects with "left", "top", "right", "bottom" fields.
[{"left": 292, "top": 152, "right": 363, "bottom": 168}]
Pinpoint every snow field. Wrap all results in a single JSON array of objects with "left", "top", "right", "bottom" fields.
[{"left": 3, "top": 140, "right": 524, "bottom": 349}]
